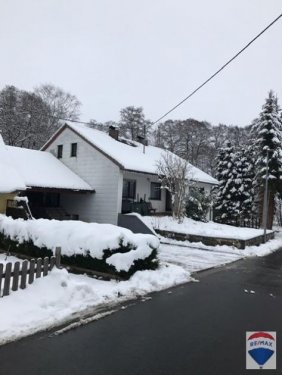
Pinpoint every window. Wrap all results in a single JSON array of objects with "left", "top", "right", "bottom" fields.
[
  {"left": 122, "top": 179, "right": 136, "bottom": 199},
  {"left": 70, "top": 143, "right": 77, "bottom": 157},
  {"left": 150, "top": 182, "right": 161, "bottom": 200},
  {"left": 57, "top": 145, "right": 63, "bottom": 159}
]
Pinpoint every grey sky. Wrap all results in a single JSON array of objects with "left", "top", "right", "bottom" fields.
[{"left": 0, "top": 0, "right": 281, "bottom": 126}]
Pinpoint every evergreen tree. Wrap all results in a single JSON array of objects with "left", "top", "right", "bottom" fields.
[
  {"left": 231, "top": 147, "right": 255, "bottom": 222},
  {"left": 186, "top": 187, "right": 211, "bottom": 222},
  {"left": 251, "top": 91, "right": 282, "bottom": 229},
  {"left": 214, "top": 142, "right": 236, "bottom": 224}
]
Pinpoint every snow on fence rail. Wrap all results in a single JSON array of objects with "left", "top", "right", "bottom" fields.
[{"left": 0, "top": 247, "right": 61, "bottom": 297}]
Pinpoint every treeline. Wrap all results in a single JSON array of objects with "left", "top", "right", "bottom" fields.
[
  {"left": 0, "top": 84, "right": 80, "bottom": 149},
  {"left": 0, "top": 83, "right": 250, "bottom": 177},
  {"left": 0, "top": 84, "right": 252, "bottom": 177},
  {"left": 90, "top": 108, "right": 250, "bottom": 177}
]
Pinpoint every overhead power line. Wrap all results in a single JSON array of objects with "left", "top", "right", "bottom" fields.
[{"left": 152, "top": 12, "right": 282, "bottom": 125}]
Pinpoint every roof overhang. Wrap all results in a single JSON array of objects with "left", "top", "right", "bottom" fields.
[
  {"left": 124, "top": 168, "right": 218, "bottom": 185},
  {"left": 24, "top": 186, "right": 95, "bottom": 194}
]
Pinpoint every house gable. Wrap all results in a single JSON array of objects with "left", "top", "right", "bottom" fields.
[
  {"left": 43, "top": 126, "right": 122, "bottom": 225},
  {"left": 42, "top": 124, "right": 123, "bottom": 170}
]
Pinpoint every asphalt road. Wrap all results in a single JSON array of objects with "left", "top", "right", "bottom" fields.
[{"left": 1, "top": 250, "right": 282, "bottom": 375}]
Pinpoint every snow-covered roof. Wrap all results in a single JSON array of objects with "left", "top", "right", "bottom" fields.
[
  {"left": 0, "top": 135, "right": 26, "bottom": 193},
  {"left": 63, "top": 122, "right": 218, "bottom": 185},
  {"left": 6, "top": 146, "right": 93, "bottom": 191}
]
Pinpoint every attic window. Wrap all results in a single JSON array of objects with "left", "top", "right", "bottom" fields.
[
  {"left": 71, "top": 143, "right": 77, "bottom": 157},
  {"left": 57, "top": 145, "right": 63, "bottom": 159}
]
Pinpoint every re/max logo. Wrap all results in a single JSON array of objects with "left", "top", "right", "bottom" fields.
[{"left": 250, "top": 340, "right": 273, "bottom": 347}]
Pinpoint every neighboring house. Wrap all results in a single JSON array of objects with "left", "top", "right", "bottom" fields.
[
  {"left": 41, "top": 122, "right": 218, "bottom": 225},
  {"left": 0, "top": 134, "right": 93, "bottom": 219}
]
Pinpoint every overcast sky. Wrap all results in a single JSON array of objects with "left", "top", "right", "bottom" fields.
[{"left": 0, "top": 0, "right": 281, "bottom": 126}]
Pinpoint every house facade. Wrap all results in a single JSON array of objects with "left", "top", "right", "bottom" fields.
[{"left": 41, "top": 122, "right": 218, "bottom": 225}]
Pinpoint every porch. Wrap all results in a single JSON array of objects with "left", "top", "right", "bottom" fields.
[
  {"left": 7, "top": 188, "right": 94, "bottom": 221},
  {"left": 121, "top": 171, "right": 172, "bottom": 216}
]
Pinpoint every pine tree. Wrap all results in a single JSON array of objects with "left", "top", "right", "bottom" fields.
[
  {"left": 251, "top": 90, "right": 282, "bottom": 229},
  {"left": 214, "top": 142, "right": 237, "bottom": 224},
  {"left": 231, "top": 147, "right": 255, "bottom": 222}
]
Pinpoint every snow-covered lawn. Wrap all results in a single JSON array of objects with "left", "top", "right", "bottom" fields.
[
  {"left": 143, "top": 216, "right": 272, "bottom": 240},
  {"left": 1, "top": 230, "right": 282, "bottom": 345}
]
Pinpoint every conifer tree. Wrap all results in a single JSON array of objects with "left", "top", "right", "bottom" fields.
[
  {"left": 231, "top": 147, "right": 255, "bottom": 222},
  {"left": 251, "top": 91, "right": 282, "bottom": 229},
  {"left": 214, "top": 142, "right": 236, "bottom": 224}
]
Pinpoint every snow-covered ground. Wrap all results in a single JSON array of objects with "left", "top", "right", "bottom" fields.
[
  {"left": 143, "top": 216, "right": 272, "bottom": 240},
  {"left": 0, "top": 230, "right": 282, "bottom": 345}
]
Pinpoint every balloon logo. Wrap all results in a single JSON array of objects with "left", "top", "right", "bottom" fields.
[{"left": 247, "top": 332, "right": 275, "bottom": 368}]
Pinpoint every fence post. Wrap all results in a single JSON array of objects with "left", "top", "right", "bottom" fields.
[
  {"left": 55, "top": 247, "right": 61, "bottom": 268},
  {"left": 3, "top": 263, "right": 12, "bottom": 296},
  {"left": 29, "top": 259, "right": 35, "bottom": 284},
  {"left": 36, "top": 258, "right": 42, "bottom": 278},
  {"left": 0, "top": 264, "right": 3, "bottom": 297},
  {"left": 12, "top": 262, "right": 20, "bottom": 291},
  {"left": 43, "top": 257, "right": 49, "bottom": 276},
  {"left": 20, "top": 260, "right": 28, "bottom": 289}
]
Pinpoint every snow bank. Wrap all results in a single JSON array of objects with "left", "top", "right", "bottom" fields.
[
  {"left": 0, "top": 263, "right": 190, "bottom": 345},
  {"left": 144, "top": 216, "right": 272, "bottom": 240},
  {"left": 161, "top": 230, "right": 282, "bottom": 258},
  {"left": 0, "top": 215, "right": 159, "bottom": 273}
]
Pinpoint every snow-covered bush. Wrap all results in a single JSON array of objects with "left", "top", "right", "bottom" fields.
[
  {"left": 0, "top": 215, "right": 159, "bottom": 278},
  {"left": 185, "top": 187, "right": 211, "bottom": 222}
]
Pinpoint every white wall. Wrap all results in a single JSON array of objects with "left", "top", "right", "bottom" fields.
[
  {"left": 45, "top": 128, "right": 122, "bottom": 225},
  {"left": 122, "top": 171, "right": 166, "bottom": 212}
]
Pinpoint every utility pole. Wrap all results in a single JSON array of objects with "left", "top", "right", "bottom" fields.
[{"left": 262, "top": 149, "right": 269, "bottom": 242}]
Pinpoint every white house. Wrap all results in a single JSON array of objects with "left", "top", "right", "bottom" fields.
[{"left": 40, "top": 122, "right": 218, "bottom": 225}]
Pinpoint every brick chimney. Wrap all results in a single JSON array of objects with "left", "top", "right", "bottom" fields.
[{"left": 108, "top": 125, "right": 119, "bottom": 141}]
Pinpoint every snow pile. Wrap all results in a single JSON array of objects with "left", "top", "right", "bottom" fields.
[
  {"left": 143, "top": 216, "right": 272, "bottom": 240},
  {"left": 0, "top": 215, "right": 159, "bottom": 272},
  {"left": 0, "top": 263, "right": 190, "bottom": 345}
]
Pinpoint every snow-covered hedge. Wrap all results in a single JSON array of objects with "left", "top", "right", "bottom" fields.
[{"left": 0, "top": 215, "right": 159, "bottom": 278}]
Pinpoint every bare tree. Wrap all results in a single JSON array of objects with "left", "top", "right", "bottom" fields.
[
  {"left": 0, "top": 86, "right": 51, "bottom": 149},
  {"left": 156, "top": 152, "right": 191, "bottom": 223},
  {"left": 35, "top": 83, "right": 81, "bottom": 128},
  {"left": 119, "top": 106, "right": 152, "bottom": 141}
]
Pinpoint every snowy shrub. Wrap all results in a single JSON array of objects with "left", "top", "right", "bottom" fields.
[
  {"left": 185, "top": 187, "right": 211, "bottom": 222},
  {"left": 0, "top": 215, "right": 159, "bottom": 278}
]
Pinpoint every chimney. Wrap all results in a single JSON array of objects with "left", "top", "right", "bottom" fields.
[
  {"left": 109, "top": 125, "right": 119, "bottom": 141},
  {"left": 137, "top": 135, "right": 148, "bottom": 146}
]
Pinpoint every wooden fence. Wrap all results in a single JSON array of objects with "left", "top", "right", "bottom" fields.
[{"left": 0, "top": 247, "right": 61, "bottom": 298}]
